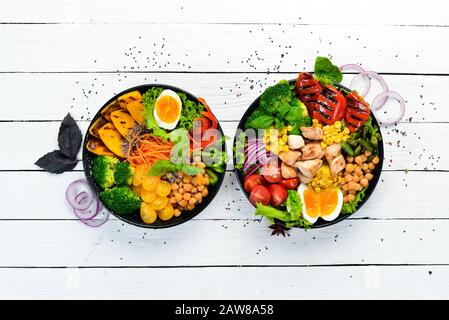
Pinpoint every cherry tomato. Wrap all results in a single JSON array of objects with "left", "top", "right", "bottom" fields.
[
  {"left": 268, "top": 184, "right": 287, "bottom": 207},
  {"left": 244, "top": 174, "right": 265, "bottom": 193},
  {"left": 279, "top": 178, "right": 299, "bottom": 190},
  {"left": 140, "top": 203, "right": 157, "bottom": 224},
  {"left": 261, "top": 160, "right": 282, "bottom": 183},
  {"left": 249, "top": 185, "right": 271, "bottom": 206}
]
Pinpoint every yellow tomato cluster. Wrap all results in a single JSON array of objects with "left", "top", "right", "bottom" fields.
[
  {"left": 132, "top": 165, "right": 175, "bottom": 224},
  {"left": 263, "top": 126, "right": 294, "bottom": 154},
  {"left": 309, "top": 165, "right": 342, "bottom": 192},
  {"left": 312, "top": 119, "right": 350, "bottom": 149}
]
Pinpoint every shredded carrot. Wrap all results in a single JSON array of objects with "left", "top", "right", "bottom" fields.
[{"left": 126, "top": 133, "right": 173, "bottom": 167}]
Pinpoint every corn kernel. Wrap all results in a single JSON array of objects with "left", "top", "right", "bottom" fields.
[
  {"left": 334, "top": 121, "right": 341, "bottom": 129},
  {"left": 266, "top": 145, "right": 271, "bottom": 151},
  {"left": 321, "top": 142, "right": 327, "bottom": 149},
  {"left": 279, "top": 140, "right": 285, "bottom": 146},
  {"left": 287, "top": 125, "right": 293, "bottom": 131},
  {"left": 282, "top": 134, "right": 288, "bottom": 141},
  {"left": 343, "top": 127, "right": 350, "bottom": 134}
]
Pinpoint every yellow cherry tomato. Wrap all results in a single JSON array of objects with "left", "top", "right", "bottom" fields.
[
  {"left": 157, "top": 203, "right": 175, "bottom": 221},
  {"left": 141, "top": 188, "right": 156, "bottom": 203},
  {"left": 150, "top": 196, "right": 168, "bottom": 211},
  {"left": 133, "top": 165, "right": 150, "bottom": 186},
  {"left": 156, "top": 181, "right": 171, "bottom": 197},
  {"left": 132, "top": 184, "right": 142, "bottom": 197},
  {"left": 142, "top": 176, "right": 160, "bottom": 191},
  {"left": 140, "top": 203, "right": 157, "bottom": 224}
]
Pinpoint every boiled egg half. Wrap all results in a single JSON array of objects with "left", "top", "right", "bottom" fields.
[
  {"left": 153, "top": 89, "right": 182, "bottom": 130},
  {"left": 297, "top": 183, "right": 343, "bottom": 224}
]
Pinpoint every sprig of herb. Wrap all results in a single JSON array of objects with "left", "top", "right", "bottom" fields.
[{"left": 35, "top": 113, "right": 82, "bottom": 174}]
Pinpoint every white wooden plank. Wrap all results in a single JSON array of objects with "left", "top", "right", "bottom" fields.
[
  {"left": 0, "top": 73, "right": 442, "bottom": 122},
  {"left": 1, "top": 24, "right": 448, "bottom": 73},
  {"left": 0, "top": 171, "right": 445, "bottom": 220},
  {"left": 1, "top": 0, "right": 447, "bottom": 26},
  {"left": 0, "top": 121, "right": 446, "bottom": 171},
  {"left": 0, "top": 219, "right": 445, "bottom": 266},
  {"left": 0, "top": 265, "right": 445, "bottom": 299}
]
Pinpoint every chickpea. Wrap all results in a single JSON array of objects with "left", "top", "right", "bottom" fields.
[
  {"left": 184, "top": 183, "right": 193, "bottom": 192},
  {"left": 354, "top": 166, "right": 362, "bottom": 175},
  {"left": 347, "top": 194, "right": 356, "bottom": 202},
  {"left": 191, "top": 187, "right": 198, "bottom": 194},
  {"left": 178, "top": 187, "right": 185, "bottom": 194},
  {"left": 365, "top": 173, "right": 374, "bottom": 181},
  {"left": 344, "top": 174, "right": 353, "bottom": 182},
  {"left": 179, "top": 200, "right": 187, "bottom": 207},
  {"left": 348, "top": 190, "right": 356, "bottom": 195},
  {"left": 170, "top": 196, "right": 177, "bottom": 204},
  {"left": 347, "top": 156, "right": 354, "bottom": 163},
  {"left": 355, "top": 156, "right": 364, "bottom": 166},
  {"left": 191, "top": 177, "right": 198, "bottom": 186},
  {"left": 172, "top": 183, "right": 179, "bottom": 190},
  {"left": 204, "top": 177, "right": 210, "bottom": 186},
  {"left": 183, "top": 193, "right": 191, "bottom": 201},
  {"left": 189, "top": 198, "right": 197, "bottom": 205},
  {"left": 360, "top": 154, "right": 367, "bottom": 162},
  {"left": 342, "top": 184, "right": 349, "bottom": 191},
  {"left": 175, "top": 193, "right": 183, "bottom": 202},
  {"left": 187, "top": 204, "right": 195, "bottom": 211},
  {"left": 364, "top": 150, "right": 372, "bottom": 157},
  {"left": 361, "top": 178, "right": 369, "bottom": 187},
  {"left": 196, "top": 162, "right": 206, "bottom": 169},
  {"left": 343, "top": 195, "right": 348, "bottom": 203},
  {"left": 202, "top": 188, "right": 209, "bottom": 197},
  {"left": 183, "top": 176, "right": 192, "bottom": 184},
  {"left": 197, "top": 185, "right": 205, "bottom": 192},
  {"left": 346, "top": 163, "right": 354, "bottom": 173},
  {"left": 352, "top": 175, "right": 359, "bottom": 183},
  {"left": 368, "top": 162, "right": 375, "bottom": 170},
  {"left": 361, "top": 163, "right": 369, "bottom": 171},
  {"left": 195, "top": 193, "right": 203, "bottom": 201},
  {"left": 348, "top": 182, "right": 358, "bottom": 191},
  {"left": 174, "top": 209, "right": 181, "bottom": 217},
  {"left": 372, "top": 156, "right": 380, "bottom": 164}
]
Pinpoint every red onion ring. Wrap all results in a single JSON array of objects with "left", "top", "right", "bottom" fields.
[
  {"left": 371, "top": 90, "right": 405, "bottom": 125},
  {"left": 352, "top": 71, "right": 389, "bottom": 106},
  {"left": 66, "top": 179, "right": 94, "bottom": 211},
  {"left": 73, "top": 196, "right": 100, "bottom": 220},
  {"left": 80, "top": 205, "right": 110, "bottom": 228},
  {"left": 340, "top": 64, "right": 371, "bottom": 97}
]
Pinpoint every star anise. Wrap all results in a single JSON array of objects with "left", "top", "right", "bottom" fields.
[{"left": 269, "top": 223, "right": 290, "bottom": 237}]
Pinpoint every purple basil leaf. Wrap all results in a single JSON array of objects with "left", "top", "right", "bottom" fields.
[
  {"left": 58, "top": 113, "right": 82, "bottom": 160},
  {"left": 35, "top": 150, "right": 78, "bottom": 174}
]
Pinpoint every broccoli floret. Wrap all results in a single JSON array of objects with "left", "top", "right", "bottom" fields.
[
  {"left": 92, "top": 156, "right": 118, "bottom": 189},
  {"left": 100, "top": 186, "right": 141, "bottom": 215},
  {"left": 259, "top": 80, "right": 294, "bottom": 114},
  {"left": 114, "top": 162, "right": 133, "bottom": 186}
]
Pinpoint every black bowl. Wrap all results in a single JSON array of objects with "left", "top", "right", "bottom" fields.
[
  {"left": 232, "top": 80, "right": 384, "bottom": 229},
  {"left": 83, "top": 84, "right": 226, "bottom": 229}
]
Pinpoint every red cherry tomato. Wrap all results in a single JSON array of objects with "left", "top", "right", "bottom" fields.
[
  {"left": 244, "top": 174, "right": 265, "bottom": 193},
  {"left": 262, "top": 160, "right": 282, "bottom": 183},
  {"left": 268, "top": 184, "right": 288, "bottom": 207},
  {"left": 279, "top": 178, "right": 299, "bottom": 190},
  {"left": 249, "top": 185, "right": 271, "bottom": 206}
]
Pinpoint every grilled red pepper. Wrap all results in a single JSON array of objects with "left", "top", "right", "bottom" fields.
[
  {"left": 295, "top": 72, "right": 322, "bottom": 114},
  {"left": 344, "top": 92, "right": 371, "bottom": 132},
  {"left": 309, "top": 85, "right": 347, "bottom": 125}
]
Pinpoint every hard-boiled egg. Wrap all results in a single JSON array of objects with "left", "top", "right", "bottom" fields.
[
  {"left": 297, "top": 183, "right": 343, "bottom": 224},
  {"left": 153, "top": 89, "right": 182, "bottom": 130}
]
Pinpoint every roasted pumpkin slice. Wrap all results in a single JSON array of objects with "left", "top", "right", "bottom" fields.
[
  {"left": 98, "top": 122, "right": 125, "bottom": 158},
  {"left": 101, "top": 100, "right": 122, "bottom": 121},
  {"left": 89, "top": 116, "right": 108, "bottom": 138},
  {"left": 110, "top": 110, "right": 137, "bottom": 139},
  {"left": 86, "top": 137, "right": 114, "bottom": 156},
  {"left": 118, "top": 90, "right": 143, "bottom": 108},
  {"left": 126, "top": 100, "right": 145, "bottom": 124}
]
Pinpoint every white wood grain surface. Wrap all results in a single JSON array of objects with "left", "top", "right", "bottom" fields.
[{"left": 0, "top": 0, "right": 448, "bottom": 299}]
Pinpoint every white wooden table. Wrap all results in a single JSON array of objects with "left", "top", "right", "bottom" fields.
[{"left": 1, "top": 0, "right": 448, "bottom": 299}]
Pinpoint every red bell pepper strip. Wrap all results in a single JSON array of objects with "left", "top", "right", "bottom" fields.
[
  {"left": 344, "top": 92, "right": 371, "bottom": 132},
  {"left": 310, "top": 85, "right": 347, "bottom": 125},
  {"left": 295, "top": 72, "right": 322, "bottom": 114}
]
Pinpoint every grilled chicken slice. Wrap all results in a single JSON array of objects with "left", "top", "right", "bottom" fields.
[
  {"left": 287, "top": 135, "right": 305, "bottom": 150},
  {"left": 325, "top": 143, "right": 341, "bottom": 164},
  {"left": 281, "top": 162, "right": 298, "bottom": 179},
  {"left": 330, "top": 154, "right": 346, "bottom": 177},
  {"left": 298, "top": 172, "right": 313, "bottom": 184},
  {"left": 295, "top": 159, "right": 322, "bottom": 178},
  {"left": 300, "top": 142, "right": 324, "bottom": 160},
  {"left": 279, "top": 150, "right": 302, "bottom": 166},
  {"left": 300, "top": 126, "right": 323, "bottom": 140}
]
